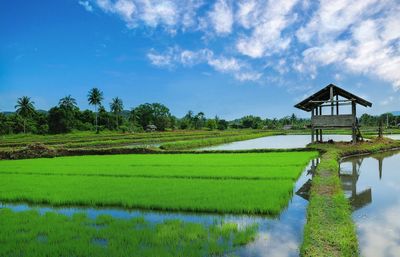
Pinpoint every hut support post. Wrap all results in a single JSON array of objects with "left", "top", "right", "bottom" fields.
[
  {"left": 352, "top": 100, "right": 357, "bottom": 144},
  {"left": 319, "top": 106, "right": 323, "bottom": 141},
  {"left": 315, "top": 107, "right": 319, "bottom": 141},
  {"left": 311, "top": 108, "right": 315, "bottom": 143},
  {"left": 336, "top": 95, "right": 339, "bottom": 115},
  {"left": 330, "top": 86, "right": 334, "bottom": 115}
]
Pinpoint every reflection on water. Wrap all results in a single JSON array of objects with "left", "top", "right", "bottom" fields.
[
  {"left": 386, "top": 134, "right": 400, "bottom": 140},
  {"left": 0, "top": 160, "right": 318, "bottom": 257},
  {"left": 200, "top": 135, "right": 352, "bottom": 150},
  {"left": 339, "top": 151, "right": 400, "bottom": 257}
]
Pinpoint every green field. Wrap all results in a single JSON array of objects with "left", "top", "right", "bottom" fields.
[
  {"left": 0, "top": 130, "right": 278, "bottom": 152},
  {"left": 0, "top": 152, "right": 317, "bottom": 214},
  {"left": 0, "top": 208, "right": 257, "bottom": 257}
]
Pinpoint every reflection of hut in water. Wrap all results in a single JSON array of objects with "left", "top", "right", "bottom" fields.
[
  {"left": 297, "top": 152, "right": 397, "bottom": 210},
  {"left": 339, "top": 159, "right": 371, "bottom": 210},
  {"left": 295, "top": 159, "right": 319, "bottom": 201}
]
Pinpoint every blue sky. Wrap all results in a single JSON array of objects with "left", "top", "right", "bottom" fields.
[{"left": 1, "top": 0, "right": 399, "bottom": 119}]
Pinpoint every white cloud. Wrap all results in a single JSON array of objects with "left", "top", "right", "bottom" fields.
[
  {"left": 296, "top": 0, "right": 382, "bottom": 44},
  {"left": 96, "top": 0, "right": 136, "bottom": 27},
  {"left": 208, "top": 0, "right": 233, "bottom": 35},
  {"left": 303, "top": 40, "right": 351, "bottom": 66},
  {"left": 234, "top": 71, "right": 262, "bottom": 81},
  {"left": 146, "top": 47, "right": 261, "bottom": 82},
  {"left": 235, "top": 0, "right": 257, "bottom": 29},
  {"left": 140, "top": 0, "right": 178, "bottom": 27},
  {"left": 95, "top": 0, "right": 203, "bottom": 30},
  {"left": 78, "top": 0, "right": 93, "bottom": 12},
  {"left": 147, "top": 50, "right": 173, "bottom": 67},
  {"left": 235, "top": 0, "right": 298, "bottom": 58},
  {"left": 91, "top": 0, "right": 400, "bottom": 89},
  {"left": 208, "top": 56, "right": 241, "bottom": 72}
]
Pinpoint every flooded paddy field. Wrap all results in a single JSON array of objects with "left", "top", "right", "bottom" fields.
[
  {"left": 0, "top": 159, "right": 317, "bottom": 257},
  {"left": 200, "top": 134, "right": 352, "bottom": 150},
  {"left": 340, "top": 150, "right": 400, "bottom": 257},
  {"left": 386, "top": 134, "right": 400, "bottom": 140},
  {"left": 0, "top": 152, "right": 318, "bottom": 256}
]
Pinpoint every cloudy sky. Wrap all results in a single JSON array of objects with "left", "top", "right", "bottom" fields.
[{"left": 1, "top": 0, "right": 399, "bottom": 119}]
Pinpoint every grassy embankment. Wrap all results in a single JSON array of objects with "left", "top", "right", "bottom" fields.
[
  {"left": 301, "top": 137, "right": 400, "bottom": 257},
  {"left": 0, "top": 208, "right": 258, "bottom": 257},
  {"left": 0, "top": 152, "right": 317, "bottom": 215}
]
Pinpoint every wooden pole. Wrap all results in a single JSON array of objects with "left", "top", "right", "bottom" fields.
[
  {"left": 330, "top": 86, "right": 334, "bottom": 115},
  {"left": 315, "top": 107, "right": 319, "bottom": 142},
  {"left": 352, "top": 100, "right": 357, "bottom": 144},
  {"left": 336, "top": 95, "right": 339, "bottom": 115},
  {"left": 311, "top": 108, "right": 315, "bottom": 143},
  {"left": 319, "top": 106, "right": 323, "bottom": 142}
]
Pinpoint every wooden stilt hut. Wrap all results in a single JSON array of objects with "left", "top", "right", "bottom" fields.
[{"left": 294, "top": 84, "right": 372, "bottom": 144}]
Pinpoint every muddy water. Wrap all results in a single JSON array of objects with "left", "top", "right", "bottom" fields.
[
  {"left": 340, "top": 151, "right": 400, "bottom": 257},
  {"left": 0, "top": 160, "right": 318, "bottom": 257},
  {"left": 200, "top": 134, "right": 352, "bottom": 150}
]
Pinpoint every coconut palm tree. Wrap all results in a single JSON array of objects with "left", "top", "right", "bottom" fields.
[
  {"left": 15, "top": 96, "right": 35, "bottom": 134},
  {"left": 110, "top": 97, "right": 123, "bottom": 130},
  {"left": 59, "top": 95, "right": 77, "bottom": 110},
  {"left": 87, "top": 88, "right": 104, "bottom": 133}
]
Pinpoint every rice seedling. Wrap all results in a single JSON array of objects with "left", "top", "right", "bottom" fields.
[
  {"left": 0, "top": 152, "right": 318, "bottom": 180},
  {"left": 0, "top": 173, "right": 296, "bottom": 215},
  {"left": 0, "top": 152, "right": 317, "bottom": 214},
  {"left": 0, "top": 208, "right": 258, "bottom": 257}
]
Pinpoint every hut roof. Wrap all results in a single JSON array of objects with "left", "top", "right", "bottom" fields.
[{"left": 294, "top": 84, "right": 372, "bottom": 112}]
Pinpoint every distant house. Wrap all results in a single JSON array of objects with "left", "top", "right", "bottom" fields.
[
  {"left": 146, "top": 124, "right": 157, "bottom": 132},
  {"left": 283, "top": 125, "right": 292, "bottom": 130}
]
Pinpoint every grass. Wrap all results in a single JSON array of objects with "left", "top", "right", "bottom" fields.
[
  {"left": 0, "top": 208, "right": 258, "bottom": 257},
  {"left": 0, "top": 152, "right": 317, "bottom": 215},
  {"left": 301, "top": 137, "right": 400, "bottom": 257}
]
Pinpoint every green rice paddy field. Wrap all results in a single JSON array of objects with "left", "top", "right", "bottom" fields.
[
  {"left": 0, "top": 130, "right": 279, "bottom": 151},
  {"left": 0, "top": 208, "right": 258, "bottom": 257},
  {"left": 0, "top": 152, "right": 317, "bottom": 214}
]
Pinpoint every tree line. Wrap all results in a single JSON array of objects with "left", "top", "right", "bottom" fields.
[
  {"left": 359, "top": 113, "right": 400, "bottom": 128},
  {"left": 3, "top": 88, "right": 396, "bottom": 135}
]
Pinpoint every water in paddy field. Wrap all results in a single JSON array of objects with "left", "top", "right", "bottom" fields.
[
  {"left": 199, "top": 134, "right": 352, "bottom": 150},
  {"left": 339, "top": 151, "right": 400, "bottom": 257},
  {"left": 386, "top": 134, "right": 400, "bottom": 140},
  {"left": 0, "top": 160, "right": 318, "bottom": 257}
]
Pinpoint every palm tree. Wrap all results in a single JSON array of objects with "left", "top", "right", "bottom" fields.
[
  {"left": 87, "top": 88, "right": 104, "bottom": 133},
  {"left": 110, "top": 97, "right": 123, "bottom": 130},
  {"left": 15, "top": 96, "right": 35, "bottom": 134},
  {"left": 59, "top": 95, "right": 77, "bottom": 110}
]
